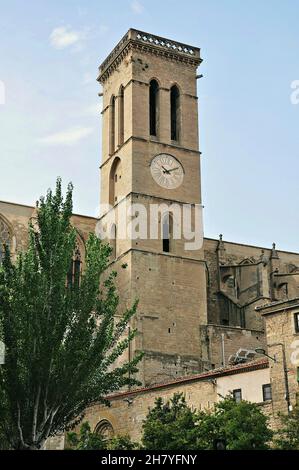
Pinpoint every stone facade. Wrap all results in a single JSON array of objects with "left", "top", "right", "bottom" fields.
[
  {"left": 81, "top": 359, "right": 270, "bottom": 443},
  {"left": 98, "top": 29, "right": 207, "bottom": 385},
  {"left": 256, "top": 298, "right": 299, "bottom": 420},
  {"left": 0, "top": 200, "right": 97, "bottom": 259}
]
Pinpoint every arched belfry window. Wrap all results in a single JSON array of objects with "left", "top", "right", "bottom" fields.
[
  {"left": 162, "top": 213, "right": 174, "bottom": 253},
  {"left": 67, "top": 241, "right": 83, "bottom": 288},
  {"left": 149, "top": 79, "right": 159, "bottom": 137},
  {"left": 0, "top": 216, "right": 11, "bottom": 263},
  {"left": 170, "top": 85, "right": 180, "bottom": 141},
  {"left": 118, "top": 85, "right": 124, "bottom": 147},
  {"left": 109, "top": 157, "right": 121, "bottom": 206},
  {"left": 109, "top": 95, "right": 116, "bottom": 155}
]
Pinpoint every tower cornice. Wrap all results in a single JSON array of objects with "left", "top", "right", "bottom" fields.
[{"left": 97, "top": 29, "right": 202, "bottom": 83}]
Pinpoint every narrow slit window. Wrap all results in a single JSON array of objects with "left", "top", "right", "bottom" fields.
[
  {"left": 149, "top": 80, "right": 159, "bottom": 136},
  {"left": 67, "top": 245, "right": 82, "bottom": 288},
  {"left": 109, "top": 95, "right": 116, "bottom": 155},
  {"left": 162, "top": 214, "right": 173, "bottom": 253},
  {"left": 170, "top": 85, "right": 180, "bottom": 141},
  {"left": 109, "top": 157, "right": 121, "bottom": 206},
  {"left": 118, "top": 86, "right": 124, "bottom": 146}
]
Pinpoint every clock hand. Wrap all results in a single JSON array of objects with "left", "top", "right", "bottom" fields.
[
  {"left": 162, "top": 166, "right": 171, "bottom": 174},
  {"left": 168, "top": 167, "right": 179, "bottom": 173}
]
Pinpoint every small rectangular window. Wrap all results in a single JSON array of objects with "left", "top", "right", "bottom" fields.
[
  {"left": 262, "top": 384, "right": 272, "bottom": 401},
  {"left": 233, "top": 389, "right": 242, "bottom": 403},
  {"left": 163, "top": 238, "right": 170, "bottom": 253},
  {"left": 294, "top": 313, "right": 299, "bottom": 333}
]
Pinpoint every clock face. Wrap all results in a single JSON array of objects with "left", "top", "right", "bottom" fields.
[{"left": 150, "top": 154, "right": 184, "bottom": 189}]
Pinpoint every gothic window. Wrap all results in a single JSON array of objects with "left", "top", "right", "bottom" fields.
[
  {"left": 220, "top": 310, "right": 229, "bottom": 326},
  {"left": 162, "top": 213, "right": 173, "bottom": 253},
  {"left": 67, "top": 243, "right": 82, "bottom": 288},
  {"left": 0, "top": 216, "right": 11, "bottom": 263},
  {"left": 109, "top": 95, "right": 116, "bottom": 155},
  {"left": 109, "top": 157, "right": 121, "bottom": 206},
  {"left": 170, "top": 85, "right": 180, "bottom": 141},
  {"left": 149, "top": 79, "right": 159, "bottom": 136},
  {"left": 94, "top": 420, "right": 114, "bottom": 440},
  {"left": 118, "top": 85, "right": 124, "bottom": 146},
  {"left": 240, "top": 308, "right": 246, "bottom": 328}
]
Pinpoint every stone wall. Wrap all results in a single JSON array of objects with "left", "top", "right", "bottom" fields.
[
  {"left": 260, "top": 299, "right": 299, "bottom": 417},
  {"left": 0, "top": 200, "right": 97, "bottom": 260},
  {"left": 81, "top": 360, "right": 270, "bottom": 444},
  {"left": 202, "top": 323, "right": 266, "bottom": 369},
  {"left": 83, "top": 379, "right": 215, "bottom": 443},
  {"left": 204, "top": 237, "right": 299, "bottom": 332}
]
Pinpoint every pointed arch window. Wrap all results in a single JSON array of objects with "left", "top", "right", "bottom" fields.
[
  {"left": 0, "top": 216, "right": 11, "bottom": 263},
  {"left": 118, "top": 85, "right": 124, "bottom": 147},
  {"left": 170, "top": 85, "right": 180, "bottom": 141},
  {"left": 162, "top": 213, "right": 174, "bottom": 253},
  {"left": 149, "top": 79, "right": 159, "bottom": 137},
  {"left": 67, "top": 243, "right": 82, "bottom": 288},
  {"left": 109, "top": 157, "right": 121, "bottom": 206},
  {"left": 109, "top": 95, "right": 116, "bottom": 155}
]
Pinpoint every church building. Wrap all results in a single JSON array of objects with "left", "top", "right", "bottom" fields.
[{"left": 1, "top": 29, "right": 299, "bottom": 446}]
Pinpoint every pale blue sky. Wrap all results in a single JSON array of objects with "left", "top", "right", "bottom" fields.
[{"left": 1, "top": 0, "right": 299, "bottom": 251}]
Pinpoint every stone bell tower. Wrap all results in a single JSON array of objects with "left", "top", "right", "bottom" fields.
[{"left": 97, "top": 29, "right": 207, "bottom": 386}]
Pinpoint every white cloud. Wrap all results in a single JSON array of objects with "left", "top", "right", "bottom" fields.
[
  {"left": 38, "top": 127, "right": 94, "bottom": 146},
  {"left": 50, "top": 26, "right": 84, "bottom": 49},
  {"left": 130, "top": 0, "right": 144, "bottom": 14}
]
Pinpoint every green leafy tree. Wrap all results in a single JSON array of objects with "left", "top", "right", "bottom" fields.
[
  {"left": 196, "top": 396, "right": 273, "bottom": 450},
  {"left": 67, "top": 422, "right": 105, "bottom": 450},
  {"left": 107, "top": 434, "right": 140, "bottom": 450},
  {"left": 274, "top": 406, "right": 299, "bottom": 450},
  {"left": 142, "top": 393, "right": 199, "bottom": 450},
  {"left": 0, "top": 179, "right": 142, "bottom": 450},
  {"left": 142, "top": 394, "right": 273, "bottom": 450},
  {"left": 67, "top": 422, "right": 139, "bottom": 450}
]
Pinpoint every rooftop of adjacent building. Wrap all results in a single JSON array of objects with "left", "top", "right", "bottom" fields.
[
  {"left": 256, "top": 296, "right": 299, "bottom": 313},
  {"left": 101, "top": 358, "right": 269, "bottom": 401}
]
